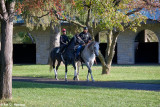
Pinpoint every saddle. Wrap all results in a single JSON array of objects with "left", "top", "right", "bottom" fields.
[{"left": 74, "top": 45, "right": 85, "bottom": 61}]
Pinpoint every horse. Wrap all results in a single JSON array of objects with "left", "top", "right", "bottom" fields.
[
  {"left": 50, "top": 36, "right": 78, "bottom": 82},
  {"left": 77, "top": 41, "right": 99, "bottom": 82},
  {"left": 50, "top": 36, "right": 99, "bottom": 82}
]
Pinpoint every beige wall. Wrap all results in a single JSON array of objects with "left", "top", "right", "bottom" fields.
[{"left": 117, "top": 22, "right": 160, "bottom": 64}]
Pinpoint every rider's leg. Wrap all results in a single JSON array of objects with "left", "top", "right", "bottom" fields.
[{"left": 76, "top": 45, "right": 82, "bottom": 57}]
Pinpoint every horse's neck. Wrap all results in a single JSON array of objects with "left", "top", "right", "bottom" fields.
[
  {"left": 66, "top": 37, "right": 75, "bottom": 49},
  {"left": 84, "top": 42, "right": 94, "bottom": 55},
  {"left": 87, "top": 42, "right": 94, "bottom": 51}
]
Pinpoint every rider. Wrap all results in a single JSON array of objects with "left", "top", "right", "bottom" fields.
[
  {"left": 76, "top": 27, "right": 92, "bottom": 59},
  {"left": 59, "top": 28, "right": 69, "bottom": 54}
]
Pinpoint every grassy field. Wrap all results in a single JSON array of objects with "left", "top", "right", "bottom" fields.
[
  {"left": 13, "top": 64, "right": 160, "bottom": 84},
  {"left": 0, "top": 81, "right": 160, "bottom": 107}
]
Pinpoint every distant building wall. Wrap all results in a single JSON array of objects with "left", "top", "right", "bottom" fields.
[
  {"left": 1, "top": 20, "right": 159, "bottom": 65},
  {"left": 13, "top": 26, "right": 50, "bottom": 64},
  {"left": 32, "top": 29, "right": 50, "bottom": 64},
  {"left": 12, "top": 23, "right": 81, "bottom": 65},
  {"left": 117, "top": 21, "right": 160, "bottom": 64}
]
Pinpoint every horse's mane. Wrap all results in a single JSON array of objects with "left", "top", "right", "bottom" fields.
[
  {"left": 66, "top": 36, "right": 76, "bottom": 49},
  {"left": 87, "top": 41, "right": 95, "bottom": 49}
]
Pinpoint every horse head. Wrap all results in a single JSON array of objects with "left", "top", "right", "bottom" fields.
[{"left": 93, "top": 42, "right": 99, "bottom": 57}]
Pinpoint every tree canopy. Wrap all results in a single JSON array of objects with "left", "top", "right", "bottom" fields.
[{"left": 16, "top": 0, "right": 160, "bottom": 32}]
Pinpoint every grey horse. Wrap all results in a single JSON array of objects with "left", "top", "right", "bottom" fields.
[
  {"left": 50, "top": 36, "right": 99, "bottom": 82},
  {"left": 78, "top": 41, "right": 99, "bottom": 82}
]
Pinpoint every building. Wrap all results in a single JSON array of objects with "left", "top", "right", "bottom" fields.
[{"left": 1, "top": 19, "right": 160, "bottom": 65}]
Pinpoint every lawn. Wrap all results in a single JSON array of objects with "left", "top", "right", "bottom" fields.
[
  {"left": 0, "top": 81, "right": 160, "bottom": 107},
  {"left": 13, "top": 64, "right": 160, "bottom": 84}
]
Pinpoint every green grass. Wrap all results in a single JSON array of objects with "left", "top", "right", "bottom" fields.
[
  {"left": 1, "top": 81, "right": 160, "bottom": 107},
  {"left": 13, "top": 64, "right": 160, "bottom": 84}
]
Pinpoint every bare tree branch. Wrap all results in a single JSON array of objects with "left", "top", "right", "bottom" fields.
[
  {"left": 113, "top": 0, "right": 122, "bottom": 7},
  {"left": 9, "top": 0, "right": 16, "bottom": 21},
  {"left": 0, "top": 0, "right": 7, "bottom": 14},
  {"left": 85, "top": 8, "right": 91, "bottom": 27},
  {"left": 53, "top": 9, "right": 85, "bottom": 28},
  {"left": 30, "top": 11, "right": 50, "bottom": 19},
  {"left": 126, "top": 8, "right": 143, "bottom": 16}
]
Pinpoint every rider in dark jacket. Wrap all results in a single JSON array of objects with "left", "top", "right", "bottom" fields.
[
  {"left": 76, "top": 27, "right": 92, "bottom": 59},
  {"left": 79, "top": 27, "right": 92, "bottom": 44},
  {"left": 59, "top": 28, "right": 69, "bottom": 53}
]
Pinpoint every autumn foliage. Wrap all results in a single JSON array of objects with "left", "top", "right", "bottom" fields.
[{"left": 16, "top": 0, "right": 76, "bottom": 18}]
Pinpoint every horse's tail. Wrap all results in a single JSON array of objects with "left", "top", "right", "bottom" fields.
[{"left": 49, "top": 51, "right": 53, "bottom": 72}]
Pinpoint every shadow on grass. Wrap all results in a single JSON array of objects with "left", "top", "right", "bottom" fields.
[
  {"left": 12, "top": 78, "right": 160, "bottom": 91},
  {"left": 93, "top": 63, "right": 160, "bottom": 66},
  {"left": 13, "top": 81, "right": 95, "bottom": 90},
  {"left": 116, "top": 80, "right": 160, "bottom": 84}
]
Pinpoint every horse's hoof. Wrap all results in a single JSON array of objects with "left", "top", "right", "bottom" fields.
[
  {"left": 92, "top": 80, "right": 95, "bottom": 82},
  {"left": 55, "top": 78, "right": 59, "bottom": 80},
  {"left": 73, "top": 76, "right": 77, "bottom": 81},
  {"left": 87, "top": 79, "right": 89, "bottom": 82},
  {"left": 65, "top": 78, "right": 68, "bottom": 82}
]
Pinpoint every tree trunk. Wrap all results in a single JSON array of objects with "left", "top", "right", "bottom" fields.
[
  {"left": 48, "top": 22, "right": 61, "bottom": 63},
  {"left": 49, "top": 22, "right": 61, "bottom": 50},
  {"left": 103, "top": 32, "right": 119, "bottom": 74},
  {"left": 0, "top": 19, "right": 13, "bottom": 100},
  {"left": 98, "top": 51, "right": 110, "bottom": 74},
  {"left": 105, "top": 30, "right": 112, "bottom": 62}
]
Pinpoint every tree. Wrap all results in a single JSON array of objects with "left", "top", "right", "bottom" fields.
[
  {"left": 0, "top": 0, "right": 16, "bottom": 100},
  {"left": 94, "top": 0, "right": 160, "bottom": 74}
]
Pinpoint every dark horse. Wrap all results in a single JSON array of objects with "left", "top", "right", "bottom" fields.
[{"left": 50, "top": 36, "right": 78, "bottom": 82}]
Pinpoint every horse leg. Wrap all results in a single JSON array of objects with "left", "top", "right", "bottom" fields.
[
  {"left": 89, "top": 61, "right": 94, "bottom": 82},
  {"left": 85, "top": 62, "right": 94, "bottom": 82},
  {"left": 77, "top": 61, "right": 81, "bottom": 81},
  {"left": 65, "top": 64, "right": 68, "bottom": 82},
  {"left": 73, "top": 62, "right": 77, "bottom": 81},
  {"left": 77, "top": 62, "right": 80, "bottom": 81},
  {"left": 55, "top": 61, "right": 61, "bottom": 80},
  {"left": 90, "top": 69, "right": 94, "bottom": 82},
  {"left": 87, "top": 68, "right": 94, "bottom": 82},
  {"left": 87, "top": 70, "right": 90, "bottom": 82},
  {"left": 52, "top": 59, "right": 57, "bottom": 80},
  {"left": 85, "top": 62, "right": 90, "bottom": 82}
]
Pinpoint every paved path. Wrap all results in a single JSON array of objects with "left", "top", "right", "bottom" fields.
[{"left": 13, "top": 76, "right": 160, "bottom": 91}]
